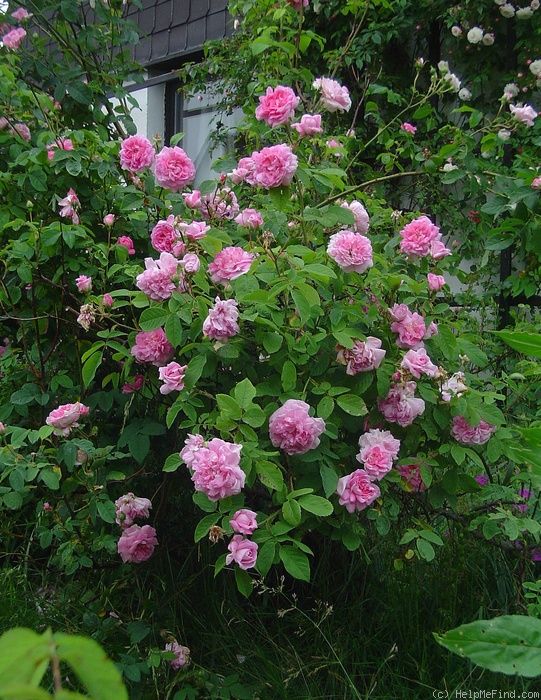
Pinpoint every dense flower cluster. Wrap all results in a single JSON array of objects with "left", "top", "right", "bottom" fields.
[{"left": 180, "top": 435, "right": 245, "bottom": 500}]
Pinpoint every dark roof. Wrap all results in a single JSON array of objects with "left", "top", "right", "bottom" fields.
[{"left": 127, "top": 0, "right": 230, "bottom": 67}]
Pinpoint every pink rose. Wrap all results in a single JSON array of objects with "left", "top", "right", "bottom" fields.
[
  {"left": 291, "top": 113, "right": 323, "bottom": 137},
  {"left": 531, "top": 177, "right": 541, "bottom": 190},
  {"left": 401, "top": 122, "right": 417, "bottom": 135},
  {"left": 180, "top": 221, "right": 210, "bottom": 241},
  {"left": 43, "top": 501, "right": 52, "bottom": 512},
  {"left": 183, "top": 190, "right": 202, "bottom": 209},
  {"left": 327, "top": 230, "right": 373, "bottom": 273},
  {"left": 357, "top": 428, "right": 400, "bottom": 461},
  {"left": 378, "top": 381, "right": 426, "bottom": 427},
  {"left": 451, "top": 416, "right": 496, "bottom": 445},
  {"left": 0, "top": 422, "right": 5, "bottom": 434},
  {"left": 326, "top": 139, "right": 342, "bottom": 149},
  {"left": 77, "top": 304, "right": 95, "bottom": 331},
  {"left": 45, "top": 402, "right": 90, "bottom": 437},
  {"left": 389, "top": 304, "right": 435, "bottom": 349},
  {"left": 180, "top": 434, "right": 206, "bottom": 467},
  {"left": 250, "top": 144, "right": 298, "bottom": 188},
  {"left": 158, "top": 361, "right": 187, "bottom": 395},
  {"left": 150, "top": 216, "right": 181, "bottom": 254},
  {"left": 287, "top": 0, "right": 309, "bottom": 9},
  {"left": 230, "top": 508, "right": 258, "bottom": 535},
  {"left": 255, "top": 85, "right": 299, "bottom": 127},
  {"left": 119, "top": 135, "right": 155, "bottom": 172},
  {"left": 122, "top": 374, "right": 144, "bottom": 394},
  {"left": 429, "top": 239, "right": 451, "bottom": 260},
  {"left": 117, "top": 235, "right": 135, "bottom": 255},
  {"left": 58, "top": 188, "right": 80, "bottom": 225},
  {"left": 103, "top": 214, "right": 116, "bottom": 227},
  {"left": 336, "top": 469, "right": 380, "bottom": 513},
  {"left": 226, "top": 535, "right": 258, "bottom": 570},
  {"left": 75, "top": 275, "right": 92, "bottom": 293},
  {"left": 208, "top": 247, "right": 255, "bottom": 285},
  {"left": 102, "top": 293, "right": 114, "bottom": 307},
  {"left": 269, "top": 399, "right": 325, "bottom": 455},
  {"left": 164, "top": 642, "right": 190, "bottom": 670},
  {"left": 197, "top": 188, "right": 240, "bottom": 220},
  {"left": 10, "top": 122, "right": 31, "bottom": 141},
  {"left": 136, "top": 252, "right": 179, "bottom": 301},
  {"left": 11, "top": 8, "right": 32, "bottom": 21},
  {"left": 313, "top": 77, "right": 351, "bottom": 112},
  {"left": 117, "top": 524, "right": 158, "bottom": 563},
  {"left": 2, "top": 27, "right": 26, "bottom": 49},
  {"left": 203, "top": 297, "right": 239, "bottom": 341},
  {"left": 398, "top": 464, "right": 426, "bottom": 492},
  {"left": 399, "top": 216, "right": 440, "bottom": 257},
  {"left": 131, "top": 328, "right": 174, "bottom": 366},
  {"left": 427, "top": 273, "right": 446, "bottom": 291},
  {"left": 336, "top": 337, "right": 386, "bottom": 375},
  {"left": 229, "top": 157, "right": 256, "bottom": 185},
  {"left": 181, "top": 253, "right": 200, "bottom": 273},
  {"left": 340, "top": 200, "right": 370, "bottom": 234},
  {"left": 189, "top": 438, "right": 245, "bottom": 500},
  {"left": 510, "top": 104, "right": 537, "bottom": 127},
  {"left": 154, "top": 146, "right": 196, "bottom": 191},
  {"left": 114, "top": 492, "right": 152, "bottom": 528},
  {"left": 235, "top": 208, "right": 264, "bottom": 228},
  {"left": 47, "top": 137, "right": 74, "bottom": 160},
  {"left": 400, "top": 348, "right": 439, "bottom": 379}
]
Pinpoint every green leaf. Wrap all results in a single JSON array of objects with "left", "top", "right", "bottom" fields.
[
  {"left": 336, "top": 394, "right": 367, "bottom": 416},
  {"left": 164, "top": 314, "right": 183, "bottom": 347},
  {"left": 495, "top": 331, "right": 541, "bottom": 359},
  {"left": 279, "top": 546, "right": 310, "bottom": 582},
  {"left": 234, "top": 378, "right": 256, "bottom": 409},
  {"left": 282, "top": 499, "right": 302, "bottom": 526},
  {"left": 281, "top": 361, "right": 297, "bottom": 392},
  {"left": 298, "top": 495, "right": 334, "bottom": 516},
  {"left": 216, "top": 394, "right": 242, "bottom": 420},
  {"left": 40, "top": 470, "right": 60, "bottom": 491},
  {"left": 256, "top": 541, "right": 276, "bottom": 577},
  {"left": 184, "top": 355, "right": 206, "bottom": 389},
  {"left": 163, "top": 453, "right": 182, "bottom": 472},
  {"left": 416, "top": 538, "right": 435, "bottom": 561},
  {"left": 317, "top": 396, "right": 334, "bottom": 419},
  {"left": 138, "top": 307, "right": 170, "bottom": 331},
  {"left": 256, "top": 461, "right": 284, "bottom": 491},
  {"left": 96, "top": 500, "right": 116, "bottom": 524},
  {"left": 320, "top": 465, "right": 338, "bottom": 498},
  {"left": 234, "top": 568, "right": 253, "bottom": 598},
  {"left": 194, "top": 513, "right": 220, "bottom": 542},
  {"left": 0, "top": 628, "right": 49, "bottom": 688},
  {"left": 82, "top": 349, "right": 103, "bottom": 388},
  {"left": 435, "top": 615, "right": 541, "bottom": 677},
  {"left": 262, "top": 332, "right": 283, "bottom": 354}
]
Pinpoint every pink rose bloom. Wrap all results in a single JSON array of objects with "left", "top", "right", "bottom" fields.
[
  {"left": 235, "top": 208, "right": 264, "bottom": 228},
  {"left": 190, "top": 438, "right": 245, "bottom": 500},
  {"left": 229, "top": 157, "right": 256, "bottom": 185},
  {"left": 389, "top": 304, "right": 434, "bottom": 349},
  {"left": 398, "top": 464, "right": 426, "bottom": 492},
  {"left": 427, "top": 273, "right": 446, "bottom": 291},
  {"left": 250, "top": 144, "right": 298, "bottom": 188},
  {"left": 46, "top": 402, "right": 90, "bottom": 437},
  {"left": 119, "top": 135, "right": 155, "bottom": 172},
  {"left": 136, "top": 252, "right": 179, "bottom": 301},
  {"left": 11, "top": 8, "right": 32, "bottom": 20},
  {"left": 440, "top": 371, "right": 467, "bottom": 401},
  {"left": 180, "top": 434, "right": 206, "bottom": 467},
  {"left": 158, "top": 361, "right": 187, "bottom": 395},
  {"left": 340, "top": 200, "right": 370, "bottom": 234},
  {"left": 399, "top": 216, "right": 440, "bottom": 257},
  {"left": 114, "top": 492, "right": 152, "bottom": 528},
  {"left": 181, "top": 253, "right": 200, "bottom": 273},
  {"left": 336, "top": 337, "right": 386, "bottom": 375},
  {"left": 77, "top": 304, "right": 95, "bottom": 331},
  {"left": 122, "top": 374, "right": 144, "bottom": 394},
  {"left": 180, "top": 220, "right": 210, "bottom": 240},
  {"left": 401, "top": 122, "right": 417, "bottom": 135},
  {"left": 358, "top": 428, "right": 400, "bottom": 461},
  {"left": 510, "top": 104, "right": 537, "bottom": 127},
  {"left": 103, "top": 213, "right": 116, "bottom": 227},
  {"left": 154, "top": 146, "right": 196, "bottom": 191},
  {"left": 378, "top": 381, "right": 426, "bottom": 427},
  {"left": 451, "top": 416, "right": 496, "bottom": 445},
  {"left": 117, "top": 235, "right": 135, "bottom": 255},
  {"left": 43, "top": 501, "right": 52, "bottom": 512},
  {"left": 75, "top": 275, "right": 92, "bottom": 293},
  {"left": 429, "top": 239, "right": 451, "bottom": 260},
  {"left": 358, "top": 444, "right": 394, "bottom": 480},
  {"left": 327, "top": 230, "right": 373, "bottom": 273},
  {"left": 2, "top": 27, "right": 26, "bottom": 49},
  {"left": 326, "top": 139, "right": 342, "bottom": 149},
  {"left": 401, "top": 347, "right": 439, "bottom": 379},
  {"left": 255, "top": 85, "right": 299, "bottom": 126},
  {"left": 150, "top": 216, "right": 181, "bottom": 253},
  {"left": 102, "top": 293, "right": 114, "bottom": 307},
  {"left": 117, "top": 524, "right": 158, "bottom": 563},
  {"left": 131, "top": 328, "right": 174, "bottom": 366},
  {"left": 313, "top": 77, "right": 352, "bottom": 112},
  {"left": 58, "top": 188, "right": 80, "bottom": 225},
  {"left": 183, "top": 190, "right": 201, "bottom": 208},
  {"left": 230, "top": 508, "right": 258, "bottom": 535},
  {"left": 203, "top": 297, "right": 240, "bottom": 341},
  {"left": 269, "top": 399, "right": 325, "bottom": 455},
  {"left": 208, "top": 247, "right": 255, "bottom": 285},
  {"left": 531, "top": 177, "right": 541, "bottom": 190},
  {"left": 47, "top": 137, "right": 73, "bottom": 160},
  {"left": 226, "top": 535, "right": 258, "bottom": 570},
  {"left": 336, "top": 469, "right": 380, "bottom": 513},
  {"left": 287, "top": 0, "right": 309, "bottom": 9},
  {"left": 165, "top": 642, "right": 190, "bottom": 670},
  {"left": 198, "top": 188, "right": 240, "bottom": 220},
  {"left": 11, "top": 122, "right": 31, "bottom": 141},
  {"left": 291, "top": 114, "right": 323, "bottom": 137}
]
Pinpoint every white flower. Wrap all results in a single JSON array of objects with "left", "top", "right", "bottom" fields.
[
  {"left": 442, "top": 160, "right": 458, "bottom": 172},
  {"left": 532, "top": 0, "right": 540, "bottom": 9},
  {"left": 482, "top": 33, "right": 495, "bottom": 45},
  {"left": 530, "top": 60, "right": 541, "bottom": 77},
  {"left": 500, "top": 3, "right": 515, "bottom": 16},
  {"left": 458, "top": 88, "right": 472, "bottom": 101},
  {"left": 438, "top": 60, "right": 449, "bottom": 74},
  {"left": 467, "top": 27, "right": 484, "bottom": 44},
  {"left": 517, "top": 6, "right": 533, "bottom": 17},
  {"left": 446, "top": 73, "right": 462, "bottom": 92},
  {"left": 497, "top": 129, "right": 511, "bottom": 141},
  {"left": 451, "top": 25, "right": 462, "bottom": 37},
  {"left": 503, "top": 82, "right": 519, "bottom": 101}
]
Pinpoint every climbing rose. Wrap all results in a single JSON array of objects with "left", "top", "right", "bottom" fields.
[
  {"left": 154, "top": 146, "right": 196, "bottom": 191},
  {"left": 336, "top": 469, "right": 381, "bottom": 513},
  {"left": 313, "top": 77, "right": 352, "bottom": 112},
  {"left": 158, "top": 362, "right": 187, "bottom": 395},
  {"left": 136, "top": 252, "right": 179, "bottom": 301},
  {"left": 46, "top": 402, "right": 89, "bottom": 437},
  {"left": 427, "top": 273, "right": 446, "bottom": 291},
  {"left": 531, "top": 177, "right": 541, "bottom": 190},
  {"left": 340, "top": 200, "right": 370, "bottom": 234},
  {"left": 47, "top": 137, "right": 73, "bottom": 160},
  {"left": 121, "top": 374, "right": 144, "bottom": 395},
  {"left": 229, "top": 157, "right": 256, "bottom": 184},
  {"left": 117, "top": 524, "right": 158, "bottom": 563},
  {"left": 150, "top": 216, "right": 182, "bottom": 254},
  {"left": 189, "top": 438, "right": 245, "bottom": 500},
  {"left": 103, "top": 213, "right": 116, "bottom": 227},
  {"left": 75, "top": 275, "right": 92, "bottom": 293},
  {"left": 269, "top": 399, "right": 325, "bottom": 455},
  {"left": 77, "top": 304, "right": 95, "bottom": 331},
  {"left": 336, "top": 337, "right": 386, "bottom": 375},
  {"left": 180, "top": 221, "right": 210, "bottom": 240},
  {"left": 2, "top": 27, "right": 26, "bottom": 49},
  {"left": 378, "top": 382, "right": 426, "bottom": 427},
  {"left": 466, "top": 27, "right": 483, "bottom": 44},
  {"left": 287, "top": 0, "right": 309, "bottom": 9},
  {"left": 230, "top": 509, "right": 258, "bottom": 535},
  {"left": 119, "top": 135, "right": 155, "bottom": 172},
  {"left": 131, "top": 328, "right": 174, "bottom": 366},
  {"left": 249, "top": 144, "right": 298, "bottom": 188},
  {"left": 441, "top": 372, "right": 467, "bottom": 401},
  {"left": 327, "top": 230, "right": 373, "bottom": 273},
  {"left": 11, "top": 8, "right": 33, "bottom": 20},
  {"left": 399, "top": 216, "right": 441, "bottom": 257},
  {"left": 451, "top": 416, "right": 496, "bottom": 445},
  {"left": 429, "top": 239, "right": 451, "bottom": 260},
  {"left": 180, "top": 434, "right": 206, "bottom": 467},
  {"left": 180, "top": 253, "right": 200, "bottom": 273},
  {"left": 510, "top": 104, "right": 538, "bottom": 127},
  {"left": 255, "top": 85, "right": 299, "bottom": 126},
  {"left": 208, "top": 247, "right": 255, "bottom": 285},
  {"left": 401, "top": 122, "right": 417, "bottom": 135},
  {"left": 203, "top": 297, "right": 239, "bottom": 341},
  {"left": 390, "top": 303, "right": 437, "bottom": 349},
  {"left": 114, "top": 493, "right": 152, "bottom": 528},
  {"left": 401, "top": 348, "right": 439, "bottom": 378},
  {"left": 165, "top": 642, "right": 190, "bottom": 670},
  {"left": 357, "top": 429, "right": 400, "bottom": 480},
  {"left": 183, "top": 190, "right": 201, "bottom": 208},
  {"left": 117, "top": 235, "right": 135, "bottom": 255},
  {"left": 291, "top": 114, "right": 323, "bottom": 137},
  {"left": 398, "top": 464, "right": 426, "bottom": 492},
  {"left": 102, "top": 293, "right": 114, "bottom": 307},
  {"left": 58, "top": 189, "right": 80, "bottom": 224},
  {"left": 235, "top": 208, "right": 264, "bottom": 228},
  {"left": 226, "top": 535, "right": 258, "bottom": 570},
  {"left": 10, "top": 122, "right": 31, "bottom": 141}
]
